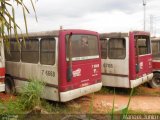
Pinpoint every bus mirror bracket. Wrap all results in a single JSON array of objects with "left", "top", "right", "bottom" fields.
[
  {"left": 135, "top": 37, "right": 140, "bottom": 73},
  {"left": 136, "top": 64, "right": 140, "bottom": 73},
  {"left": 67, "top": 32, "right": 73, "bottom": 82}
]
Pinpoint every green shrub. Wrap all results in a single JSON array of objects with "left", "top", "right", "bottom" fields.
[{"left": 19, "top": 79, "right": 45, "bottom": 110}]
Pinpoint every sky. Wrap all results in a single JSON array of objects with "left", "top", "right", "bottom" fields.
[{"left": 14, "top": 0, "right": 160, "bottom": 37}]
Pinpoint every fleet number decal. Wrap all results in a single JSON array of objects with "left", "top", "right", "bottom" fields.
[{"left": 41, "top": 70, "right": 55, "bottom": 77}]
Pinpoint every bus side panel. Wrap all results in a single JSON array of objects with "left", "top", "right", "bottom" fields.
[
  {"left": 5, "top": 38, "right": 60, "bottom": 101},
  {"left": 137, "top": 55, "right": 152, "bottom": 76},
  {"left": 0, "top": 39, "right": 5, "bottom": 92},
  {"left": 129, "top": 32, "right": 136, "bottom": 81},
  {"left": 58, "top": 31, "right": 66, "bottom": 90},
  {"left": 152, "top": 60, "right": 160, "bottom": 70},
  {"left": 129, "top": 32, "right": 153, "bottom": 88}
]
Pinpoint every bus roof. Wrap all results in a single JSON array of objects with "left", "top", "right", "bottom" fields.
[
  {"left": 10, "top": 30, "right": 59, "bottom": 39},
  {"left": 100, "top": 31, "right": 150, "bottom": 39},
  {"left": 9, "top": 29, "right": 98, "bottom": 39},
  {"left": 100, "top": 32, "right": 128, "bottom": 39},
  {"left": 151, "top": 37, "right": 160, "bottom": 41}
]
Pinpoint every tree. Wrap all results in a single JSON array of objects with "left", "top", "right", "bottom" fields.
[{"left": 0, "top": 0, "right": 37, "bottom": 45}]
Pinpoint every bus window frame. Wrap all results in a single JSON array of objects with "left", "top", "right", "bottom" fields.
[
  {"left": 152, "top": 40, "right": 160, "bottom": 59},
  {"left": 40, "top": 37, "right": 56, "bottom": 65},
  {"left": 135, "top": 36, "right": 151, "bottom": 56},
  {"left": 5, "top": 39, "right": 21, "bottom": 62},
  {"left": 65, "top": 34, "right": 100, "bottom": 61},
  {"left": 21, "top": 38, "right": 39, "bottom": 64},
  {"left": 100, "top": 38, "right": 107, "bottom": 59},
  {"left": 108, "top": 38, "right": 126, "bottom": 60}
]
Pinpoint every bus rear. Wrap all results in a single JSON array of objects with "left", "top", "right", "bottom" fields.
[
  {"left": 100, "top": 31, "right": 153, "bottom": 88},
  {"left": 5, "top": 29, "right": 102, "bottom": 102},
  {"left": 59, "top": 30, "right": 102, "bottom": 102},
  {"left": 0, "top": 38, "right": 5, "bottom": 92}
]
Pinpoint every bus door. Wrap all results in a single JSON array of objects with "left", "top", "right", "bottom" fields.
[{"left": 104, "top": 37, "right": 129, "bottom": 87}]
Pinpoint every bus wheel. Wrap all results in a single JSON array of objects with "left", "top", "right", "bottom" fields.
[
  {"left": 149, "top": 73, "right": 160, "bottom": 88},
  {"left": 5, "top": 76, "right": 16, "bottom": 94}
]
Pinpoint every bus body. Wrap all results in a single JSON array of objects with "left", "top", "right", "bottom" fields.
[
  {"left": 100, "top": 31, "right": 153, "bottom": 88},
  {"left": 5, "top": 29, "right": 102, "bottom": 102},
  {"left": 0, "top": 38, "right": 5, "bottom": 92},
  {"left": 150, "top": 37, "right": 160, "bottom": 88}
]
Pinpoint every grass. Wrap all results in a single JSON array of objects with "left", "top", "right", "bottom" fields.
[
  {"left": 97, "top": 84, "right": 160, "bottom": 96},
  {"left": 0, "top": 79, "right": 45, "bottom": 114},
  {"left": 0, "top": 80, "right": 159, "bottom": 120},
  {"left": 19, "top": 79, "right": 45, "bottom": 110},
  {"left": 127, "top": 109, "right": 160, "bottom": 114},
  {"left": 97, "top": 86, "right": 133, "bottom": 95}
]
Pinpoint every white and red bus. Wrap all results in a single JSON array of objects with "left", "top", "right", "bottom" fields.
[
  {"left": 5, "top": 29, "right": 102, "bottom": 102},
  {"left": 100, "top": 31, "right": 153, "bottom": 88},
  {"left": 150, "top": 37, "right": 160, "bottom": 88},
  {"left": 0, "top": 38, "right": 5, "bottom": 92}
]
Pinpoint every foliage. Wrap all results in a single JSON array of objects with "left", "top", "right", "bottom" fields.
[
  {"left": 110, "top": 88, "right": 115, "bottom": 120},
  {"left": 0, "top": 79, "right": 45, "bottom": 114},
  {"left": 120, "top": 88, "right": 134, "bottom": 120},
  {"left": 19, "top": 79, "right": 45, "bottom": 110},
  {"left": 88, "top": 92, "right": 94, "bottom": 120},
  {"left": 0, "top": 0, "right": 37, "bottom": 51}
]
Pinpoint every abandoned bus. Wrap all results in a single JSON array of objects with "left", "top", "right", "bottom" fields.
[
  {"left": 100, "top": 31, "right": 153, "bottom": 88},
  {"left": 0, "top": 38, "right": 5, "bottom": 92},
  {"left": 150, "top": 37, "right": 160, "bottom": 88},
  {"left": 5, "top": 29, "right": 102, "bottom": 102}
]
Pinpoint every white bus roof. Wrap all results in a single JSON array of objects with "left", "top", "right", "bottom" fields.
[
  {"left": 100, "top": 32, "right": 129, "bottom": 39},
  {"left": 151, "top": 37, "right": 160, "bottom": 41},
  {"left": 10, "top": 30, "right": 59, "bottom": 39}
]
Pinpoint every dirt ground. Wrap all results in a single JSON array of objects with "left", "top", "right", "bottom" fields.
[
  {"left": 68, "top": 86, "right": 160, "bottom": 114},
  {"left": 0, "top": 86, "right": 160, "bottom": 114},
  {"left": 0, "top": 93, "right": 15, "bottom": 101}
]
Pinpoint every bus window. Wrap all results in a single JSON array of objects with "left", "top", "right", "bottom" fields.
[
  {"left": 40, "top": 38, "right": 56, "bottom": 65},
  {"left": 21, "top": 39, "right": 39, "bottom": 63},
  {"left": 100, "top": 39, "right": 107, "bottom": 59},
  {"left": 5, "top": 40, "right": 20, "bottom": 62},
  {"left": 108, "top": 38, "right": 126, "bottom": 59},
  {"left": 152, "top": 41, "right": 160, "bottom": 59},
  {"left": 137, "top": 38, "right": 150, "bottom": 55},
  {"left": 66, "top": 35, "right": 99, "bottom": 61}
]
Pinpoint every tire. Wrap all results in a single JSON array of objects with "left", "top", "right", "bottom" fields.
[
  {"left": 5, "top": 76, "right": 16, "bottom": 94},
  {"left": 149, "top": 73, "right": 160, "bottom": 88}
]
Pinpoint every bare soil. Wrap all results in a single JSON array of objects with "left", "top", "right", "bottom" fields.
[
  {"left": 0, "top": 93, "right": 15, "bottom": 101},
  {"left": 68, "top": 86, "right": 160, "bottom": 114},
  {"left": 0, "top": 86, "right": 160, "bottom": 114}
]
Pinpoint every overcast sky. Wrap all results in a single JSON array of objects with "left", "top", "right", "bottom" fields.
[{"left": 14, "top": 0, "right": 160, "bottom": 36}]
